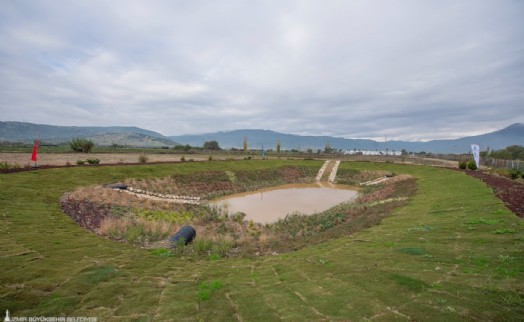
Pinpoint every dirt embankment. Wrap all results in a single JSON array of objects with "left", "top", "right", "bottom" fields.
[{"left": 464, "top": 170, "right": 524, "bottom": 218}]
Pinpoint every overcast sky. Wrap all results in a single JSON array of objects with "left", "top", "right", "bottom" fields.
[{"left": 1, "top": 1, "right": 523, "bottom": 141}]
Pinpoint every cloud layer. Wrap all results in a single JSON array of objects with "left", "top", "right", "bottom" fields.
[{"left": 1, "top": 0, "right": 523, "bottom": 140}]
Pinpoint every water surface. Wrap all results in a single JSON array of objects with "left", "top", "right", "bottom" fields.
[{"left": 212, "top": 183, "right": 358, "bottom": 224}]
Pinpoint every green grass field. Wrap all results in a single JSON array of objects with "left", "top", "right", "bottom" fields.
[{"left": 1, "top": 160, "right": 522, "bottom": 321}]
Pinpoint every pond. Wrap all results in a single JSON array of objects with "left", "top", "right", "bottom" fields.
[{"left": 211, "top": 183, "right": 358, "bottom": 224}]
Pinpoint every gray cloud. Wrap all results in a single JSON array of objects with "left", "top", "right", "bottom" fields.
[{"left": 1, "top": 0, "right": 523, "bottom": 140}]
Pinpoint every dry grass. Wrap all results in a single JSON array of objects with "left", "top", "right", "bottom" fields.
[
  {"left": 67, "top": 185, "right": 197, "bottom": 212},
  {"left": 353, "top": 170, "right": 391, "bottom": 182},
  {"left": 98, "top": 216, "right": 178, "bottom": 244}
]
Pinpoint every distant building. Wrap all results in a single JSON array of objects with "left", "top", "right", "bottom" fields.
[{"left": 344, "top": 149, "right": 402, "bottom": 156}]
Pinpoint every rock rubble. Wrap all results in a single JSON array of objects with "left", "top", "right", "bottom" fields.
[{"left": 111, "top": 186, "right": 201, "bottom": 204}]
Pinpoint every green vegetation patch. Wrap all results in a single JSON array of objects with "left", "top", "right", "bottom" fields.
[
  {"left": 197, "top": 280, "right": 223, "bottom": 301},
  {"left": 494, "top": 228, "right": 517, "bottom": 234},
  {"left": 466, "top": 217, "right": 504, "bottom": 225},
  {"left": 398, "top": 247, "right": 427, "bottom": 256},
  {"left": 1, "top": 160, "right": 523, "bottom": 320},
  {"left": 390, "top": 274, "right": 430, "bottom": 292},
  {"left": 81, "top": 266, "right": 121, "bottom": 285},
  {"left": 149, "top": 248, "right": 173, "bottom": 257},
  {"left": 35, "top": 294, "right": 79, "bottom": 316}
]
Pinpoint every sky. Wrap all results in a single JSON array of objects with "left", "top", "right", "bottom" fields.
[{"left": 1, "top": 1, "right": 523, "bottom": 141}]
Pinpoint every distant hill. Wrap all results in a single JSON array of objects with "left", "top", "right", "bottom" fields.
[
  {"left": 0, "top": 121, "right": 178, "bottom": 147},
  {"left": 86, "top": 133, "right": 177, "bottom": 148},
  {"left": 392, "top": 123, "right": 524, "bottom": 153},
  {"left": 1, "top": 121, "right": 521, "bottom": 153},
  {"left": 170, "top": 124, "right": 524, "bottom": 153}
]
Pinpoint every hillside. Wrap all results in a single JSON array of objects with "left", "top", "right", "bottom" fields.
[
  {"left": 170, "top": 124, "right": 524, "bottom": 153},
  {"left": 0, "top": 121, "right": 177, "bottom": 147},
  {"left": 87, "top": 132, "right": 177, "bottom": 148},
  {"left": 1, "top": 121, "right": 521, "bottom": 152}
]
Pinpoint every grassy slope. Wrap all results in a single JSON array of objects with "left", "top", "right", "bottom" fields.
[{"left": 0, "top": 160, "right": 522, "bottom": 321}]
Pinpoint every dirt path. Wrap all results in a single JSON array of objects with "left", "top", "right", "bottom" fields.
[
  {"left": 328, "top": 160, "right": 340, "bottom": 182},
  {"left": 315, "top": 160, "right": 340, "bottom": 182}
]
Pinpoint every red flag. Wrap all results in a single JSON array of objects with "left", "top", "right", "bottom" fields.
[{"left": 31, "top": 139, "right": 38, "bottom": 162}]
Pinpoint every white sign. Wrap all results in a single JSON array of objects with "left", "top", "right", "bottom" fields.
[{"left": 471, "top": 144, "right": 480, "bottom": 169}]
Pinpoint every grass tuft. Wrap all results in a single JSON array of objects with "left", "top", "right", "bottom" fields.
[
  {"left": 390, "top": 274, "right": 430, "bottom": 292},
  {"left": 197, "top": 280, "right": 223, "bottom": 301},
  {"left": 398, "top": 247, "right": 427, "bottom": 255}
]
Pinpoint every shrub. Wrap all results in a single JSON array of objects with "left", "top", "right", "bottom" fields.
[
  {"left": 208, "top": 155, "right": 213, "bottom": 161},
  {"left": 138, "top": 154, "right": 148, "bottom": 163},
  {"left": 0, "top": 162, "right": 21, "bottom": 170},
  {"left": 180, "top": 156, "right": 186, "bottom": 162},
  {"left": 70, "top": 138, "right": 94, "bottom": 153},
  {"left": 76, "top": 160, "right": 86, "bottom": 165},
  {"left": 466, "top": 160, "right": 477, "bottom": 170},
  {"left": 203, "top": 140, "right": 221, "bottom": 150},
  {"left": 508, "top": 169, "right": 521, "bottom": 180},
  {"left": 86, "top": 158, "right": 100, "bottom": 165},
  {"left": 495, "top": 169, "right": 512, "bottom": 179},
  {"left": 458, "top": 161, "right": 467, "bottom": 169}
]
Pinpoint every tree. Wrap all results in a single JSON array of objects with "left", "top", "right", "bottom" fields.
[
  {"left": 324, "top": 143, "right": 333, "bottom": 154},
  {"left": 70, "top": 138, "right": 94, "bottom": 153},
  {"left": 203, "top": 140, "right": 220, "bottom": 150},
  {"left": 506, "top": 145, "right": 524, "bottom": 159},
  {"left": 276, "top": 140, "right": 281, "bottom": 154},
  {"left": 490, "top": 145, "right": 524, "bottom": 160},
  {"left": 243, "top": 135, "right": 248, "bottom": 153},
  {"left": 401, "top": 149, "right": 408, "bottom": 155}
]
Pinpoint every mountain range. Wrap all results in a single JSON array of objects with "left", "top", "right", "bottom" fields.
[
  {"left": 0, "top": 121, "right": 176, "bottom": 148},
  {"left": 1, "top": 121, "right": 522, "bottom": 153},
  {"left": 169, "top": 124, "right": 523, "bottom": 154}
]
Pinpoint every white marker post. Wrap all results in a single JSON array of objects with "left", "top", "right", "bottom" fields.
[{"left": 471, "top": 144, "right": 480, "bottom": 170}]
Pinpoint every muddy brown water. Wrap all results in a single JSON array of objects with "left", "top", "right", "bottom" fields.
[{"left": 211, "top": 183, "right": 358, "bottom": 224}]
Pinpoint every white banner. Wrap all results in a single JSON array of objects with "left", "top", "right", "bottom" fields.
[{"left": 471, "top": 144, "right": 480, "bottom": 169}]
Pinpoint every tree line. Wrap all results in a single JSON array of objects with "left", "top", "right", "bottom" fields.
[
  {"left": 69, "top": 138, "right": 223, "bottom": 153},
  {"left": 482, "top": 145, "right": 524, "bottom": 160}
]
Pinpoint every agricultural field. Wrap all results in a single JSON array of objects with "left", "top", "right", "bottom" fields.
[
  {"left": 0, "top": 160, "right": 523, "bottom": 321},
  {"left": 0, "top": 152, "right": 210, "bottom": 167}
]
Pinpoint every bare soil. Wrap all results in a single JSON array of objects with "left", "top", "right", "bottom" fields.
[
  {"left": 465, "top": 170, "right": 524, "bottom": 217},
  {"left": 0, "top": 152, "right": 207, "bottom": 167}
]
